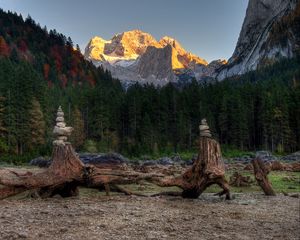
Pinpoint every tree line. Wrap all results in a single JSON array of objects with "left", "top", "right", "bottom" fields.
[
  {"left": 0, "top": 57, "right": 299, "bottom": 161},
  {"left": 0, "top": 9, "right": 299, "bottom": 162}
]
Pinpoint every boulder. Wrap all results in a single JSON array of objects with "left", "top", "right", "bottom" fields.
[
  {"left": 29, "top": 157, "right": 51, "bottom": 168},
  {"left": 78, "top": 152, "right": 128, "bottom": 165},
  {"left": 255, "top": 151, "right": 278, "bottom": 162},
  {"left": 172, "top": 155, "right": 182, "bottom": 163},
  {"left": 281, "top": 152, "right": 300, "bottom": 162},
  {"left": 157, "top": 157, "right": 174, "bottom": 165}
]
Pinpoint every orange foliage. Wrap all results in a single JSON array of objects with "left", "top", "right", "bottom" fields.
[
  {"left": 0, "top": 36, "right": 10, "bottom": 57},
  {"left": 47, "top": 80, "right": 53, "bottom": 88},
  {"left": 43, "top": 63, "right": 50, "bottom": 79},
  {"left": 86, "top": 73, "right": 96, "bottom": 86},
  {"left": 50, "top": 45, "right": 63, "bottom": 73},
  {"left": 69, "top": 69, "right": 77, "bottom": 78},
  {"left": 18, "top": 40, "right": 28, "bottom": 52},
  {"left": 59, "top": 74, "right": 68, "bottom": 88}
]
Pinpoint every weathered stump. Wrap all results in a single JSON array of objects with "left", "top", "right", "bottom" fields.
[
  {"left": 153, "top": 137, "right": 230, "bottom": 199},
  {"left": 252, "top": 158, "right": 276, "bottom": 196},
  {"left": 0, "top": 144, "right": 162, "bottom": 199},
  {"left": 0, "top": 106, "right": 164, "bottom": 200},
  {"left": 0, "top": 144, "right": 84, "bottom": 199}
]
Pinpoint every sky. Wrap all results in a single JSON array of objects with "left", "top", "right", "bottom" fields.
[{"left": 0, "top": 0, "right": 248, "bottom": 62}]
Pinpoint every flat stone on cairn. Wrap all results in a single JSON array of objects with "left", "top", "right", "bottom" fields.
[
  {"left": 53, "top": 106, "right": 73, "bottom": 146},
  {"left": 199, "top": 119, "right": 212, "bottom": 137}
]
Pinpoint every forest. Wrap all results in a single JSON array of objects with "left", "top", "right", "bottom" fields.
[{"left": 0, "top": 9, "right": 300, "bottom": 162}]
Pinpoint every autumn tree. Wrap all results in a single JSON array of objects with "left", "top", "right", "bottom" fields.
[{"left": 0, "top": 36, "right": 10, "bottom": 57}]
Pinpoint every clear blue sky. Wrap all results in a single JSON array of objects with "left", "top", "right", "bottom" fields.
[{"left": 0, "top": 0, "right": 248, "bottom": 62}]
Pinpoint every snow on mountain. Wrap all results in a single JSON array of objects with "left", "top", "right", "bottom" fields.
[{"left": 84, "top": 30, "right": 218, "bottom": 86}]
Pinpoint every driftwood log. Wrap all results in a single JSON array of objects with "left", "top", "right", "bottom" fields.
[
  {"left": 0, "top": 144, "right": 161, "bottom": 199},
  {"left": 0, "top": 112, "right": 230, "bottom": 200},
  {"left": 252, "top": 158, "right": 276, "bottom": 196},
  {"left": 229, "top": 172, "right": 253, "bottom": 187},
  {"left": 152, "top": 137, "right": 231, "bottom": 199}
]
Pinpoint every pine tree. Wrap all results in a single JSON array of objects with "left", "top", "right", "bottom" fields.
[
  {"left": 0, "top": 96, "right": 6, "bottom": 137},
  {"left": 0, "top": 96, "right": 8, "bottom": 153},
  {"left": 71, "top": 107, "right": 85, "bottom": 149},
  {"left": 27, "top": 98, "right": 46, "bottom": 150}
]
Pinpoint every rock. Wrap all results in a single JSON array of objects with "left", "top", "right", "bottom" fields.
[
  {"left": 52, "top": 106, "right": 73, "bottom": 146},
  {"left": 78, "top": 152, "right": 128, "bottom": 165},
  {"left": 157, "top": 157, "right": 174, "bottom": 165},
  {"left": 29, "top": 157, "right": 51, "bottom": 168},
  {"left": 17, "top": 232, "right": 28, "bottom": 238},
  {"left": 171, "top": 155, "right": 182, "bottom": 163},
  {"left": 185, "top": 159, "right": 194, "bottom": 166},
  {"left": 290, "top": 193, "right": 299, "bottom": 198},
  {"left": 231, "top": 155, "right": 254, "bottom": 163},
  {"left": 141, "top": 160, "right": 157, "bottom": 166},
  {"left": 216, "top": 0, "right": 298, "bottom": 80},
  {"left": 255, "top": 151, "right": 278, "bottom": 162},
  {"left": 84, "top": 30, "right": 208, "bottom": 86},
  {"left": 199, "top": 119, "right": 212, "bottom": 137},
  {"left": 281, "top": 152, "right": 300, "bottom": 162}
]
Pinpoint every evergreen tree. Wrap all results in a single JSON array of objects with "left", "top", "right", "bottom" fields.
[
  {"left": 27, "top": 98, "right": 46, "bottom": 150},
  {"left": 70, "top": 106, "right": 85, "bottom": 149},
  {"left": 0, "top": 96, "right": 8, "bottom": 153}
]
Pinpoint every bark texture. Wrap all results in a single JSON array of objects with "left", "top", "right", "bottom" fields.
[
  {"left": 0, "top": 144, "right": 161, "bottom": 199},
  {"left": 153, "top": 137, "right": 230, "bottom": 199},
  {"left": 252, "top": 157, "right": 276, "bottom": 196}
]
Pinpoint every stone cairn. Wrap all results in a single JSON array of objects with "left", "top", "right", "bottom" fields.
[
  {"left": 199, "top": 119, "right": 212, "bottom": 137},
  {"left": 53, "top": 106, "right": 73, "bottom": 146}
]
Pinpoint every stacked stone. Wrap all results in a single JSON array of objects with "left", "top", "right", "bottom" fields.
[
  {"left": 199, "top": 119, "right": 212, "bottom": 138},
  {"left": 53, "top": 106, "right": 73, "bottom": 146}
]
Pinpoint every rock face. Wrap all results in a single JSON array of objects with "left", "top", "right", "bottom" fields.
[
  {"left": 85, "top": 30, "right": 221, "bottom": 86},
  {"left": 136, "top": 45, "right": 177, "bottom": 85},
  {"left": 85, "top": 1, "right": 299, "bottom": 85},
  {"left": 216, "top": 0, "right": 299, "bottom": 80}
]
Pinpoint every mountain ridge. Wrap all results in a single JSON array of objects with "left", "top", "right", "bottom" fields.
[
  {"left": 84, "top": 29, "right": 216, "bottom": 86},
  {"left": 85, "top": 0, "right": 300, "bottom": 86}
]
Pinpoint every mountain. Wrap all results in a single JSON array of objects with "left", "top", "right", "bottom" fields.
[
  {"left": 85, "top": 1, "right": 300, "bottom": 85},
  {"left": 217, "top": 0, "right": 300, "bottom": 80},
  {"left": 84, "top": 30, "right": 220, "bottom": 86}
]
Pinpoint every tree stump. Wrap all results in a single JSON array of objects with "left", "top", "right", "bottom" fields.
[
  {"left": 0, "top": 144, "right": 84, "bottom": 199},
  {"left": 153, "top": 137, "right": 230, "bottom": 199},
  {"left": 252, "top": 158, "right": 276, "bottom": 196},
  {"left": 0, "top": 106, "right": 164, "bottom": 200}
]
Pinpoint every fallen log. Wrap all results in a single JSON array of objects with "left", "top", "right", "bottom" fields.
[
  {"left": 252, "top": 158, "right": 276, "bottom": 196},
  {"left": 229, "top": 172, "right": 253, "bottom": 187},
  {"left": 0, "top": 112, "right": 230, "bottom": 200},
  {"left": 0, "top": 107, "right": 162, "bottom": 200}
]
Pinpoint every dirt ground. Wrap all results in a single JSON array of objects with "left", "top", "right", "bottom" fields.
[{"left": 0, "top": 193, "right": 299, "bottom": 240}]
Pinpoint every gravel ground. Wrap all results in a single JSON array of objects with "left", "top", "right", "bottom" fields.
[{"left": 0, "top": 193, "right": 299, "bottom": 240}]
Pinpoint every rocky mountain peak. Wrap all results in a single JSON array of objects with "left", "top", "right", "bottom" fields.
[
  {"left": 217, "top": 0, "right": 299, "bottom": 80},
  {"left": 85, "top": 29, "right": 212, "bottom": 85}
]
